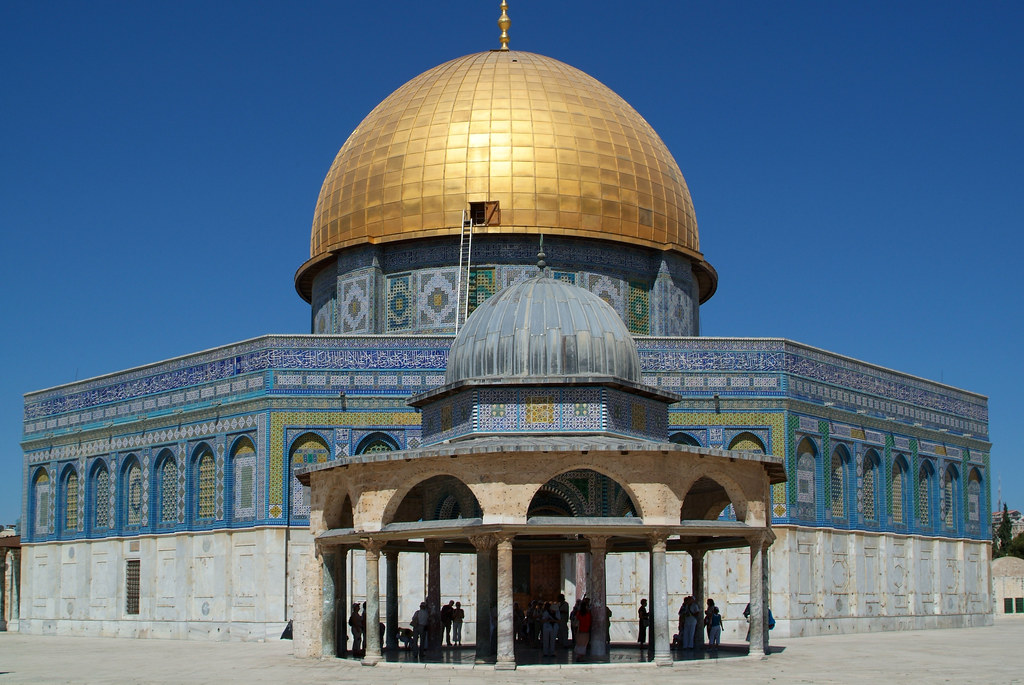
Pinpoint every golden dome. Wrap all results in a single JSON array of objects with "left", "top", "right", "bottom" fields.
[{"left": 296, "top": 50, "right": 716, "bottom": 301}]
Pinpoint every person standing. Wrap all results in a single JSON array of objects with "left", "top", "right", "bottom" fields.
[
  {"left": 637, "top": 598, "right": 649, "bottom": 647},
  {"left": 573, "top": 599, "right": 592, "bottom": 661},
  {"left": 412, "top": 601, "right": 430, "bottom": 654},
  {"left": 708, "top": 606, "right": 722, "bottom": 647},
  {"left": 441, "top": 600, "right": 455, "bottom": 646},
  {"left": 541, "top": 601, "right": 558, "bottom": 656},
  {"left": 452, "top": 601, "right": 465, "bottom": 646},
  {"left": 348, "top": 603, "right": 363, "bottom": 656},
  {"left": 557, "top": 593, "right": 570, "bottom": 648},
  {"left": 682, "top": 596, "right": 697, "bottom": 649}
]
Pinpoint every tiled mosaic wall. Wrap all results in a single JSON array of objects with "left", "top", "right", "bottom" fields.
[
  {"left": 309, "top": 236, "right": 700, "bottom": 336},
  {"left": 22, "top": 336, "right": 990, "bottom": 542}
]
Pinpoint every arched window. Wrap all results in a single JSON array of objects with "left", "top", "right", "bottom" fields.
[
  {"left": 62, "top": 467, "right": 80, "bottom": 535},
  {"left": 356, "top": 432, "right": 398, "bottom": 454},
  {"left": 831, "top": 447, "right": 848, "bottom": 519},
  {"left": 290, "top": 433, "right": 331, "bottom": 519},
  {"left": 157, "top": 452, "right": 178, "bottom": 524},
  {"left": 122, "top": 457, "right": 143, "bottom": 528},
  {"left": 796, "top": 437, "right": 817, "bottom": 520},
  {"left": 967, "top": 469, "right": 982, "bottom": 536},
  {"left": 669, "top": 432, "right": 701, "bottom": 447},
  {"left": 231, "top": 437, "right": 257, "bottom": 522},
  {"left": 195, "top": 450, "right": 215, "bottom": 520},
  {"left": 918, "top": 462, "right": 933, "bottom": 528},
  {"left": 728, "top": 432, "right": 766, "bottom": 453},
  {"left": 942, "top": 465, "right": 959, "bottom": 532},
  {"left": 92, "top": 461, "right": 111, "bottom": 532},
  {"left": 862, "top": 450, "right": 879, "bottom": 522},
  {"left": 891, "top": 456, "right": 908, "bottom": 525},
  {"left": 32, "top": 468, "right": 51, "bottom": 538}
]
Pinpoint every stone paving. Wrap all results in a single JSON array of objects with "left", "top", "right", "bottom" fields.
[{"left": 1, "top": 619, "right": 1022, "bottom": 684}]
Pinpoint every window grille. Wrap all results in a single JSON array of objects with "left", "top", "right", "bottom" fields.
[{"left": 125, "top": 559, "right": 140, "bottom": 615}]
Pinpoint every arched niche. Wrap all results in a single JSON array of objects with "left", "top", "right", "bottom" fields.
[
  {"left": 670, "top": 432, "right": 701, "bottom": 447},
  {"left": 386, "top": 475, "right": 481, "bottom": 525},
  {"left": 728, "top": 431, "right": 765, "bottom": 453},
  {"left": 527, "top": 469, "right": 639, "bottom": 519}
]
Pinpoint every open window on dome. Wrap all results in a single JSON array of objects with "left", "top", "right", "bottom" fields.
[{"left": 469, "top": 200, "right": 500, "bottom": 226}]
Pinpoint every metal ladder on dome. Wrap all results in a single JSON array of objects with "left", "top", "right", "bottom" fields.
[{"left": 454, "top": 209, "right": 474, "bottom": 335}]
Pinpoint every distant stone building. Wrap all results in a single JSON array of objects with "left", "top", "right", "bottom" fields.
[
  {"left": 993, "top": 556, "right": 1024, "bottom": 617},
  {"left": 19, "top": 19, "right": 992, "bottom": 659}
]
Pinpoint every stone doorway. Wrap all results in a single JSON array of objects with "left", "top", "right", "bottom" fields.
[{"left": 513, "top": 552, "right": 562, "bottom": 607}]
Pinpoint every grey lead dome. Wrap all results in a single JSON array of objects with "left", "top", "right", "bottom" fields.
[{"left": 445, "top": 273, "right": 642, "bottom": 384}]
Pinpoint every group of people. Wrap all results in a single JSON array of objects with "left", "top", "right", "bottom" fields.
[
  {"left": 346, "top": 602, "right": 385, "bottom": 656},
  {"left": 402, "top": 600, "right": 466, "bottom": 653},
  {"left": 669, "top": 596, "right": 722, "bottom": 649},
  {"left": 510, "top": 594, "right": 609, "bottom": 660}
]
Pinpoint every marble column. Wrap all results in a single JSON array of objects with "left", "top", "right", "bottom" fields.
[
  {"left": 691, "top": 548, "right": 706, "bottom": 650},
  {"left": 425, "top": 539, "right": 443, "bottom": 657},
  {"left": 649, "top": 535, "right": 671, "bottom": 666},
  {"left": 587, "top": 535, "right": 610, "bottom": 658},
  {"left": 320, "top": 550, "right": 337, "bottom": 658},
  {"left": 384, "top": 550, "right": 400, "bottom": 651},
  {"left": 494, "top": 534, "right": 515, "bottom": 670},
  {"left": 9, "top": 551, "right": 18, "bottom": 631},
  {"left": 470, "top": 534, "right": 497, "bottom": 661},
  {"left": 747, "top": 533, "right": 770, "bottom": 658},
  {"left": 0, "top": 549, "right": 7, "bottom": 631},
  {"left": 360, "top": 539, "right": 384, "bottom": 665}
]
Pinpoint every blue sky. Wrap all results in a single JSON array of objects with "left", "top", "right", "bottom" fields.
[{"left": 2, "top": 1, "right": 1022, "bottom": 526}]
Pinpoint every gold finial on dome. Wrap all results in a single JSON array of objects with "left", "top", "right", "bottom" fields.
[
  {"left": 537, "top": 234, "right": 546, "bottom": 271},
  {"left": 498, "top": 1, "right": 510, "bottom": 51}
]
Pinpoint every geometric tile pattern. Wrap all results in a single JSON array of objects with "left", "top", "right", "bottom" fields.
[
  {"left": 626, "top": 280, "right": 649, "bottom": 335},
  {"left": 386, "top": 273, "right": 413, "bottom": 331}
]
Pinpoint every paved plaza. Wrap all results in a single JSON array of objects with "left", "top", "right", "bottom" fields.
[{"left": 1, "top": 619, "right": 1021, "bottom": 684}]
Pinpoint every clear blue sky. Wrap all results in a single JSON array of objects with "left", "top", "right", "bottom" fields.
[{"left": 2, "top": 1, "right": 1022, "bottom": 526}]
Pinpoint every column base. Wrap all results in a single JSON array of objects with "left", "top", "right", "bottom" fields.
[
  {"left": 747, "top": 649, "right": 768, "bottom": 660},
  {"left": 494, "top": 659, "right": 517, "bottom": 671},
  {"left": 654, "top": 651, "right": 672, "bottom": 667},
  {"left": 360, "top": 655, "right": 382, "bottom": 666}
]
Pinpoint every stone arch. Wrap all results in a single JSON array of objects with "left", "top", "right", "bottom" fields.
[
  {"left": 670, "top": 431, "right": 701, "bottom": 447},
  {"left": 891, "top": 454, "right": 910, "bottom": 525},
  {"left": 680, "top": 474, "right": 744, "bottom": 521},
  {"left": 527, "top": 468, "right": 639, "bottom": 519},
  {"left": 58, "top": 463, "right": 80, "bottom": 537},
  {"left": 526, "top": 461, "right": 647, "bottom": 520},
  {"left": 728, "top": 431, "right": 766, "bottom": 453},
  {"left": 382, "top": 474, "right": 481, "bottom": 525},
  {"left": 324, "top": 493, "right": 355, "bottom": 531},
  {"left": 355, "top": 432, "right": 399, "bottom": 454},
  {"left": 795, "top": 437, "right": 818, "bottom": 520},
  {"left": 918, "top": 459, "right": 936, "bottom": 528}
]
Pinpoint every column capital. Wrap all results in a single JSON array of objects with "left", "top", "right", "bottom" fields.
[
  {"left": 424, "top": 539, "right": 444, "bottom": 556},
  {"left": 384, "top": 548, "right": 400, "bottom": 562},
  {"left": 359, "top": 536, "right": 385, "bottom": 558},
  {"left": 746, "top": 528, "right": 776, "bottom": 548},
  {"left": 469, "top": 533, "right": 497, "bottom": 552},
  {"left": 646, "top": 532, "right": 669, "bottom": 552},
  {"left": 586, "top": 534, "right": 611, "bottom": 552}
]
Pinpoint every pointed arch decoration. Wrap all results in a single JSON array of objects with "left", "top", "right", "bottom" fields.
[
  {"left": 91, "top": 460, "right": 112, "bottom": 533},
  {"left": 795, "top": 437, "right": 818, "bottom": 521},
  {"left": 32, "top": 467, "right": 52, "bottom": 538}
]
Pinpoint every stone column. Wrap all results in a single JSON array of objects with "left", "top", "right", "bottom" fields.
[
  {"left": 0, "top": 549, "right": 7, "bottom": 631},
  {"left": 320, "top": 550, "right": 337, "bottom": 658},
  {"left": 337, "top": 546, "right": 349, "bottom": 656},
  {"left": 360, "top": 539, "right": 384, "bottom": 665},
  {"left": 649, "top": 535, "right": 671, "bottom": 666},
  {"left": 691, "top": 548, "right": 706, "bottom": 650},
  {"left": 495, "top": 534, "right": 516, "bottom": 670},
  {"left": 747, "top": 532, "right": 771, "bottom": 658},
  {"left": 384, "top": 550, "right": 400, "bottom": 651},
  {"left": 425, "top": 539, "right": 443, "bottom": 657},
  {"left": 470, "top": 534, "right": 497, "bottom": 661},
  {"left": 587, "top": 535, "right": 610, "bottom": 658}
]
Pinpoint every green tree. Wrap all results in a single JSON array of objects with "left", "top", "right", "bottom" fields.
[
  {"left": 995, "top": 503, "right": 1013, "bottom": 557},
  {"left": 1007, "top": 532, "right": 1024, "bottom": 560}
]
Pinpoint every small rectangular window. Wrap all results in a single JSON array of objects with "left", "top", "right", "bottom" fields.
[
  {"left": 1005, "top": 598, "right": 1014, "bottom": 614},
  {"left": 1017, "top": 598, "right": 1024, "bottom": 613},
  {"left": 469, "top": 201, "right": 500, "bottom": 226},
  {"left": 126, "top": 559, "right": 140, "bottom": 615}
]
